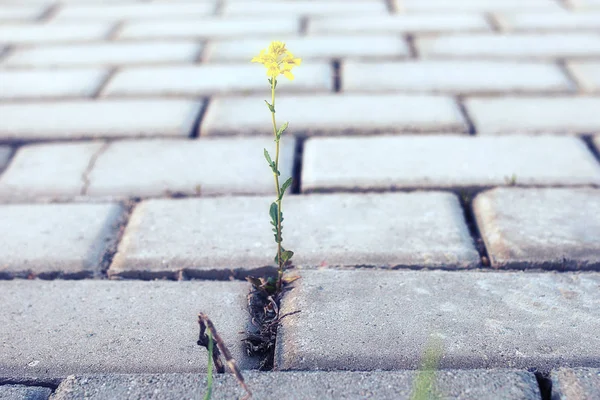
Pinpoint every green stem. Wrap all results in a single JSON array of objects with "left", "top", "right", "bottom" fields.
[
  {"left": 270, "top": 79, "right": 284, "bottom": 292},
  {"left": 204, "top": 330, "right": 214, "bottom": 400}
]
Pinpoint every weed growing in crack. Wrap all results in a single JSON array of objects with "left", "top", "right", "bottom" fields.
[{"left": 243, "top": 41, "right": 302, "bottom": 369}]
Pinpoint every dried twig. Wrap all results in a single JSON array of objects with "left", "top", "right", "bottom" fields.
[{"left": 197, "top": 313, "right": 252, "bottom": 399}]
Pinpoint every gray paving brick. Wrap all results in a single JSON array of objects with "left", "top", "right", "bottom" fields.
[
  {"left": 302, "top": 135, "right": 600, "bottom": 192},
  {"left": 551, "top": 368, "right": 600, "bottom": 400},
  {"left": 572, "top": 0, "right": 600, "bottom": 9},
  {"left": 224, "top": 1, "right": 386, "bottom": 16},
  {"left": 395, "top": 0, "right": 563, "bottom": 12},
  {"left": 465, "top": 97, "right": 600, "bottom": 135},
  {"left": 308, "top": 14, "right": 490, "bottom": 34},
  {"left": 51, "top": 370, "right": 541, "bottom": 400},
  {"left": 0, "top": 23, "right": 113, "bottom": 45},
  {"left": 3, "top": 41, "right": 201, "bottom": 67},
  {"left": 201, "top": 94, "right": 467, "bottom": 136},
  {"left": 0, "top": 203, "right": 123, "bottom": 278},
  {"left": 0, "top": 68, "right": 109, "bottom": 100},
  {"left": 567, "top": 61, "right": 600, "bottom": 92},
  {"left": 474, "top": 188, "right": 600, "bottom": 269},
  {"left": 0, "top": 99, "right": 202, "bottom": 141},
  {"left": 0, "top": 385, "right": 51, "bottom": 400},
  {"left": 343, "top": 61, "right": 571, "bottom": 94},
  {"left": 86, "top": 137, "right": 295, "bottom": 198},
  {"left": 496, "top": 12, "right": 600, "bottom": 31},
  {"left": 0, "top": 5, "right": 48, "bottom": 22},
  {"left": 0, "top": 146, "right": 12, "bottom": 172},
  {"left": 0, "top": 280, "right": 254, "bottom": 378},
  {"left": 54, "top": 3, "right": 214, "bottom": 20},
  {"left": 102, "top": 63, "right": 332, "bottom": 97},
  {"left": 276, "top": 269, "right": 600, "bottom": 370},
  {"left": 0, "top": 142, "right": 102, "bottom": 201},
  {"left": 416, "top": 34, "right": 600, "bottom": 59},
  {"left": 109, "top": 192, "right": 478, "bottom": 279},
  {"left": 205, "top": 35, "right": 409, "bottom": 62},
  {"left": 118, "top": 17, "right": 298, "bottom": 40}
]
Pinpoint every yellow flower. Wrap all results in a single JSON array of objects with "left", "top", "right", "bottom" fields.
[{"left": 251, "top": 41, "right": 301, "bottom": 80}]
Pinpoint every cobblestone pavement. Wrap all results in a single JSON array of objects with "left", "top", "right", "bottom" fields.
[{"left": 1, "top": 0, "right": 600, "bottom": 398}]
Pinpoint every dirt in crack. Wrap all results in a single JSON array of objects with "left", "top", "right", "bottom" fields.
[{"left": 243, "top": 275, "right": 300, "bottom": 370}]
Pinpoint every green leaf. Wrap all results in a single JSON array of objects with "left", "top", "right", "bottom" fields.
[
  {"left": 276, "top": 122, "right": 289, "bottom": 140},
  {"left": 263, "top": 148, "right": 273, "bottom": 166},
  {"left": 269, "top": 202, "right": 278, "bottom": 226},
  {"left": 279, "top": 177, "right": 293, "bottom": 199},
  {"left": 264, "top": 100, "right": 275, "bottom": 113},
  {"left": 281, "top": 250, "right": 294, "bottom": 263}
]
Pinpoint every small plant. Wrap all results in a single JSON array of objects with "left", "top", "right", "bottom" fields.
[
  {"left": 251, "top": 41, "right": 301, "bottom": 293},
  {"left": 410, "top": 336, "right": 443, "bottom": 400}
]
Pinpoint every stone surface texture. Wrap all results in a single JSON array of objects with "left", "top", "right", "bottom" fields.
[
  {"left": 201, "top": 94, "right": 467, "bottom": 136},
  {"left": 205, "top": 36, "right": 409, "bottom": 61},
  {"left": 86, "top": 138, "right": 295, "bottom": 198},
  {"left": 551, "top": 368, "right": 600, "bottom": 400},
  {"left": 4, "top": 41, "right": 202, "bottom": 67},
  {"left": 276, "top": 269, "right": 600, "bottom": 371},
  {"left": 0, "top": 385, "right": 52, "bottom": 400},
  {"left": 567, "top": 62, "right": 600, "bottom": 92},
  {"left": 0, "top": 100, "right": 202, "bottom": 141},
  {"left": 0, "top": 146, "right": 12, "bottom": 172},
  {"left": 342, "top": 61, "right": 572, "bottom": 93},
  {"left": 0, "top": 69, "right": 109, "bottom": 100},
  {"left": 51, "top": 370, "right": 541, "bottom": 400},
  {"left": 465, "top": 97, "right": 600, "bottom": 134},
  {"left": 102, "top": 64, "right": 332, "bottom": 96},
  {"left": 0, "top": 280, "right": 254, "bottom": 378},
  {"left": 0, "top": 142, "right": 103, "bottom": 201},
  {"left": 109, "top": 192, "right": 479, "bottom": 279},
  {"left": 302, "top": 135, "right": 600, "bottom": 191},
  {"left": 474, "top": 188, "right": 600, "bottom": 270},
  {"left": 0, "top": 203, "right": 124, "bottom": 278}
]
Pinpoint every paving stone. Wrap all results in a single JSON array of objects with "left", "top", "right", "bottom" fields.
[
  {"left": 551, "top": 368, "right": 600, "bottom": 399},
  {"left": 276, "top": 269, "right": 600, "bottom": 370},
  {"left": 0, "top": 99, "right": 202, "bottom": 141},
  {"left": 224, "top": 1, "right": 386, "bottom": 16},
  {"left": 474, "top": 188, "right": 600, "bottom": 269},
  {"left": 54, "top": 3, "right": 214, "bottom": 20},
  {"left": 0, "top": 146, "right": 12, "bottom": 172},
  {"left": 496, "top": 12, "right": 600, "bottom": 32},
  {"left": 86, "top": 137, "right": 295, "bottom": 198},
  {"left": 395, "top": 0, "right": 563, "bottom": 12},
  {"left": 567, "top": 61, "right": 600, "bottom": 92},
  {"left": 118, "top": 17, "right": 298, "bottom": 40},
  {"left": 342, "top": 61, "right": 572, "bottom": 94},
  {"left": 205, "top": 35, "right": 409, "bottom": 62},
  {"left": 0, "top": 384, "right": 51, "bottom": 400},
  {"left": 416, "top": 34, "right": 600, "bottom": 59},
  {"left": 0, "top": 142, "right": 102, "bottom": 201},
  {"left": 102, "top": 63, "right": 332, "bottom": 97},
  {"left": 0, "top": 280, "right": 254, "bottom": 378},
  {"left": 595, "top": 135, "right": 600, "bottom": 152},
  {"left": 465, "top": 97, "right": 600, "bottom": 135},
  {"left": 308, "top": 14, "right": 490, "bottom": 34},
  {"left": 201, "top": 94, "right": 467, "bottom": 136},
  {"left": 0, "top": 23, "right": 113, "bottom": 45},
  {"left": 3, "top": 41, "right": 201, "bottom": 67},
  {"left": 109, "top": 192, "right": 479, "bottom": 278},
  {"left": 51, "top": 370, "right": 541, "bottom": 400},
  {"left": 0, "top": 5, "right": 48, "bottom": 22},
  {"left": 302, "top": 135, "right": 600, "bottom": 191},
  {"left": 571, "top": 0, "right": 600, "bottom": 9},
  {"left": 0, "top": 203, "right": 123, "bottom": 278},
  {"left": 0, "top": 68, "right": 109, "bottom": 100}
]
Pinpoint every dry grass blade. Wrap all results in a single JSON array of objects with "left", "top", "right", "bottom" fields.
[{"left": 197, "top": 313, "right": 252, "bottom": 399}]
